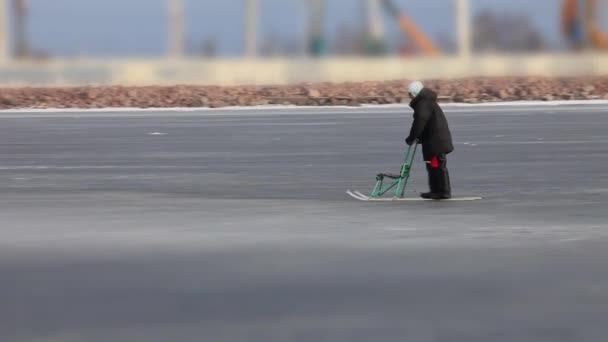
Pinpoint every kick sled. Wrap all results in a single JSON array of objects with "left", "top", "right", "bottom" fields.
[{"left": 346, "top": 144, "right": 482, "bottom": 202}]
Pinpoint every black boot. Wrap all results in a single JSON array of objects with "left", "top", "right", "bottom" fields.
[
  {"left": 420, "top": 192, "right": 450, "bottom": 200},
  {"left": 420, "top": 192, "right": 435, "bottom": 199}
]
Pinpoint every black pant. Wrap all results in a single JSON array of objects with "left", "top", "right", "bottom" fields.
[{"left": 425, "top": 154, "right": 451, "bottom": 195}]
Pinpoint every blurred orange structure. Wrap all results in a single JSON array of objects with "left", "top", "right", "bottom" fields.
[
  {"left": 382, "top": 0, "right": 440, "bottom": 56},
  {"left": 562, "top": 0, "right": 608, "bottom": 49}
]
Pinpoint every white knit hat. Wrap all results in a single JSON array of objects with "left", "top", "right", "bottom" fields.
[{"left": 408, "top": 81, "right": 424, "bottom": 97}]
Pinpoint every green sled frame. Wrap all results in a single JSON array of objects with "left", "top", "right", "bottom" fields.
[{"left": 370, "top": 144, "right": 418, "bottom": 199}]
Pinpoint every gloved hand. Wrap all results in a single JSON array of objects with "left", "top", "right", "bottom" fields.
[{"left": 405, "top": 137, "right": 415, "bottom": 146}]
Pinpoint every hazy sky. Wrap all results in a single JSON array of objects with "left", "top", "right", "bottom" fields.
[{"left": 19, "top": 0, "right": 599, "bottom": 56}]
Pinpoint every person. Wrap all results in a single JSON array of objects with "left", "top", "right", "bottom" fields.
[{"left": 405, "top": 81, "right": 454, "bottom": 200}]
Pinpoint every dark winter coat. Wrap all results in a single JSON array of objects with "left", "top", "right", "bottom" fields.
[{"left": 407, "top": 88, "right": 454, "bottom": 160}]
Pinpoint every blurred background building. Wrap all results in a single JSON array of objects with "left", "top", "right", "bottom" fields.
[{"left": 0, "top": 0, "right": 606, "bottom": 86}]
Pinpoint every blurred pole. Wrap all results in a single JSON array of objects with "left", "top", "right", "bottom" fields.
[
  {"left": 363, "top": 0, "right": 386, "bottom": 55},
  {"left": 13, "top": 0, "right": 28, "bottom": 59},
  {"left": 456, "top": 0, "right": 471, "bottom": 58},
  {"left": 244, "top": 0, "right": 257, "bottom": 58},
  {"left": 366, "top": 0, "right": 384, "bottom": 40},
  {"left": 167, "top": 0, "right": 184, "bottom": 58},
  {"left": 308, "top": 0, "right": 324, "bottom": 56},
  {"left": 577, "top": 0, "right": 591, "bottom": 49},
  {"left": 0, "top": 0, "right": 7, "bottom": 62}
]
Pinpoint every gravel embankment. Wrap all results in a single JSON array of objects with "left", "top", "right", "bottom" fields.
[{"left": 1, "top": 77, "right": 607, "bottom": 109}]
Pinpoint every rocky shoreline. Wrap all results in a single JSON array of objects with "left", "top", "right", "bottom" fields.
[{"left": 1, "top": 77, "right": 607, "bottom": 109}]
